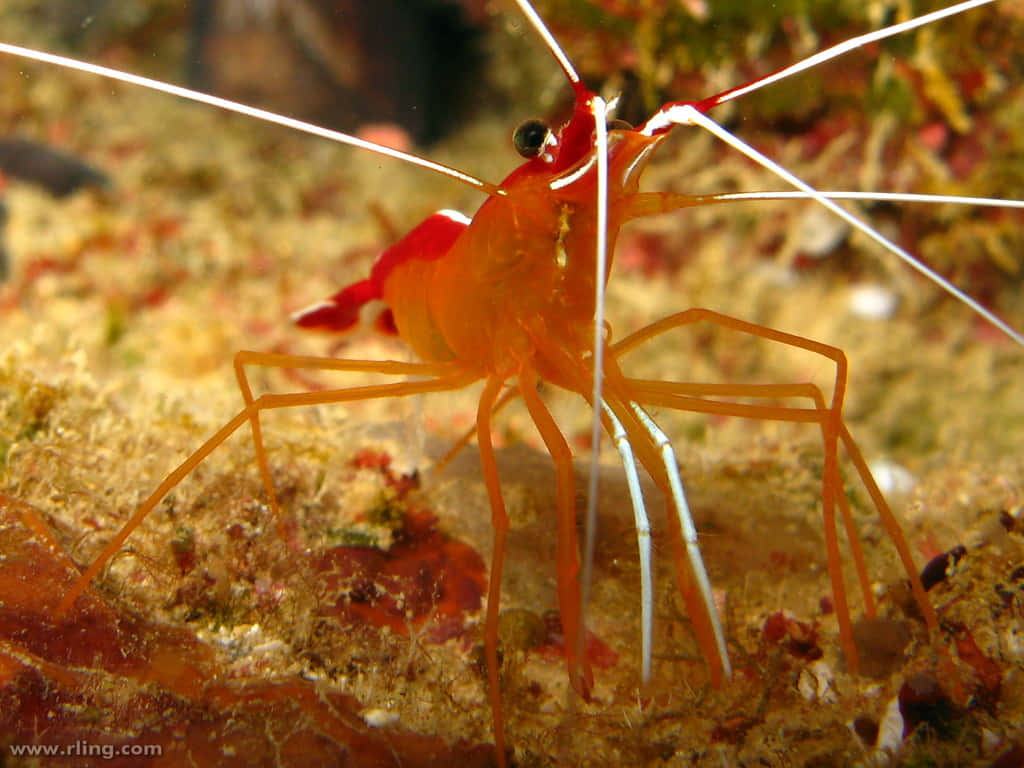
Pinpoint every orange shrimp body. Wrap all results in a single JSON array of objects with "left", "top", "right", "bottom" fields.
[
  {"left": 303, "top": 81, "right": 664, "bottom": 390},
  {"left": 386, "top": 132, "right": 662, "bottom": 383}
]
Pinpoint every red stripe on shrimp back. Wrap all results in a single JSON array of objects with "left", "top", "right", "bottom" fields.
[{"left": 293, "top": 210, "right": 469, "bottom": 333}]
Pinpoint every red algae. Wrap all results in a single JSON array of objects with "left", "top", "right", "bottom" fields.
[
  {"left": 317, "top": 508, "right": 486, "bottom": 642},
  {"left": 950, "top": 622, "right": 1003, "bottom": 708},
  {"left": 316, "top": 451, "right": 486, "bottom": 642},
  {"left": 0, "top": 495, "right": 216, "bottom": 696},
  {"left": 0, "top": 495, "right": 497, "bottom": 767},
  {"left": 534, "top": 610, "right": 620, "bottom": 672},
  {"left": 760, "top": 611, "right": 823, "bottom": 662}
]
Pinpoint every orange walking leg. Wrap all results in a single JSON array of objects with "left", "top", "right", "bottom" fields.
[
  {"left": 58, "top": 357, "right": 475, "bottom": 616},
  {"left": 632, "top": 379, "right": 876, "bottom": 615},
  {"left": 627, "top": 378, "right": 866, "bottom": 671},
  {"left": 231, "top": 351, "right": 463, "bottom": 532},
  {"left": 612, "top": 308, "right": 936, "bottom": 673},
  {"left": 519, "top": 365, "right": 593, "bottom": 697},
  {"left": 475, "top": 375, "right": 510, "bottom": 768}
]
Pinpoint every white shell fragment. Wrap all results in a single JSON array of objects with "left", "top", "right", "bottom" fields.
[
  {"left": 361, "top": 708, "right": 400, "bottom": 728},
  {"left": 849, "top": 284, "right": 899, "bottom": 320},
  {"left": 869, "top": 460, "right": 916, "bottom": 500},
  {"left": 798, "top": 204, "right": 851, "bottom": 257},
  {"left": 1003, "top": 626, "right": 1024, "bottom": 662},
  {"left": 798, "top": 660, "right": 838, "bottom": 702},
  {"left": 875, "top": 693, "right": 905, "bottom": 757}
]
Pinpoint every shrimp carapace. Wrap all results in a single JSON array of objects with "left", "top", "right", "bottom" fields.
[{"left": 295, "top": 80, "right": 673, "bottom": 379}]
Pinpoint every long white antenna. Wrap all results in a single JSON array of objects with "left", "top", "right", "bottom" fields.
[
  {"left": 697, "top": 0, "right": 998, "bottom": 109},
  {"left": 510, "top": 0, "right": 629, "bottom": 688},
  {"left": 581, "top": 94, "right": 610, "bottom": 624},
  {"left": 0, "top": 42, "right": 498, "bottom": 195},
  {"left": 710, "top": 191, "right": 1024, "bottom": 209},
  {"left": 511, "top": 0, "right": 582, "bottom": 84},
  {"left": 638, "top": 0, "right": 1023, "bottom": 346},
  {"left": 667, "top": 104, "right": 1024, "bottom": 346}
]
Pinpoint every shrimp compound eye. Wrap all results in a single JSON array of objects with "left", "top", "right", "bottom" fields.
[{"left": 513, "top": 119, "right": 553, "bottom": 158}]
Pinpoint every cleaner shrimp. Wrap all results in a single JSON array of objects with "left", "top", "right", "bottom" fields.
[{"left": 0, "top": 1, "right": 1022, "bottom": 765}]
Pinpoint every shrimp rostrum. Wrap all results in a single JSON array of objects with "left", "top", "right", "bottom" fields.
[{"left": 22, "top": 0, "right": 1024, "bottom": 762}]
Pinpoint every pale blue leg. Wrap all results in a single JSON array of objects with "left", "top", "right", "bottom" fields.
[
  {"left": 630, "top": 403, "right": 732, "bottom": 679},
  {"left": 601, "top": 400, "right": 654, "bottom": 682}
]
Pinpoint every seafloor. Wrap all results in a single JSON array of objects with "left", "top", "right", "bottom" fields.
[{"left": 0, "top": 2, "right": 1022, "bottom": 766}]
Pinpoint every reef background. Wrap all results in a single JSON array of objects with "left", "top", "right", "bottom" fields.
[{"left": 0, "top": 1, "right": 1022, "bottom": 765}]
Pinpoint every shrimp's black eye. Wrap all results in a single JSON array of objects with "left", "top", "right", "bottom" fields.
[{"left": 513, "top": 119, "right": 553, "bottom": 158}]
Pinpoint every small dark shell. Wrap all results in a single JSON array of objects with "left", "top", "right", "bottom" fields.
[{"left": 920, "top": 544, "right": 967, "bottom": 591}]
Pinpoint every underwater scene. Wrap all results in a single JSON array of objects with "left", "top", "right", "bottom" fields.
[{"left": 0, "top": 1, "right": 1022, "bottom": 765}]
